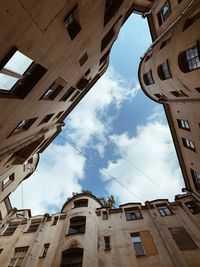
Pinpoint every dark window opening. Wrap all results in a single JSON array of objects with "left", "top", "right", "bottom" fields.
[
  {"left": 74, "top": 199, "right": 88, "bottom": 208},
  {"left": 26, "top": 219, "right": 41, "bottom": 233},
  {"left": 195, "top": 87, "right": 200, "bottom": 93},
  {"left": 8, "top": 117, "right": 37, "bottom": 137},
  {"left": 143, "top": 70, "right": 154, "bottom": 85},
  {"left": 64, "top": 5, "right": 81, "bottom": 40},
  {"left": 157, "top": 61, "right": 171, "bottom": 80},
  {"left": 104, "top": 0, "right": 123, "bottom": 26},
  {"left": 101, "top": 27, "right": 115, "bottom": 52},
  {"left": 182, "top": 12, "right": 200, "bottom": 32},
  {"left": 178, "top": 44, "right": 200, "bottom": 73},
  {"left": 84, "top": 69, "right": 90, "bottom": 77},
  {"left": 102, "top": 211, "right": 108, "bottom": 220},
  {"left": 79, "top": 52, "right": 88, "bottom": 66},
  {"left": 100, "top": 49, "right": 111, "bottom": 65},
  {"left": 40, "top": 82, "right": 63, "bottom": 100},
  {"left": 185, "top": 201, "right": 200, "bottom": 214},
  {"left": 61, "top": 248, "right": 83, "bottom": 267},
  {"left": 104, "top": 236, "right": 111, "bottom": 250},
  {"left": 154, "top": 93, "right": 167, "bottom": 99},
  {"left": 76, "top": 77, "right": 89, "bottom": 91},
  {"left": 39, "top": 114, "right": 54, "bottom": 125},
  {"left": 68, "top": 217, "right": 86, "bottom": 235},
  {"left": 170, "top": 90, "right": 188, "bottom": 97},
  {"left": 157, "top": 1, "right": 171, "bottom": 26},
  {"left": 182, "top": 138, "right": 195, "bottom": 151},
  {"left": 125, "top": 208, "right": 142, "bottom": 221},
  {"left": 53, "top": 111, "right": 64, "bottom": 121},
  {"left": 60, "top": 87, "right": 76, "bottom": 101},
  {"left": 52, "top": 216, "right": 58, "bottom": 226},
  {"left": 3, "top": 222, "right": 19, "bottom": 236},
  {"left": 131, "top": 233, "right": 145, "bottom": 256},
  {"left": 69, "top": 91, "right": 80, "bottom": 102},
  {"left": 191, "top": 169, "right": 200, "bottom": 191},
  {"left": 156, "top": 204, "right": 173, "bottom": 216},
  {"left": 2, "top": 173, "right": 14, "bottom": 189},
  {"left": 160, "top": 36, "right": 171, "bottom": 49},
  {"left": 144, "top": 52, "right": 153, "bottom": 62},
  {"left": 40, "top": 243, "right": 50, "bottom": 258},
  {"left": 177, "top": 119, "right": 190, "bottom": 130}
]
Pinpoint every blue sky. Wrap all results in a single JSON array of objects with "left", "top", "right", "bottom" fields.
[{"left": 11, "top": 15, "right": 184, "bottom": 215}]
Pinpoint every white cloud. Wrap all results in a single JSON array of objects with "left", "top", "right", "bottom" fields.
[{"left": 100, "top": 107, "right": 184, "bottom": 204}]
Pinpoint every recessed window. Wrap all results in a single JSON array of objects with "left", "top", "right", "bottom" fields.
[
  {"left": 104, "top": 236, "right": 111, "bottom": 250},
  {"left": 157, "top": 61, "right": 171, "bottom": 80},
  {"left": 160, "top": 36, "right": 171, "bottom": 49},
  {"left": 100, "top": 49, "right": 111, "bottom": 65},
  {"left": 143, "top": 70, "right": 154, "bottom": 85},
  {"left": 8, "top": 247, "right": 29, "bottom": 266},
  {"left": 40, "top": 82, "right": 63, "bottom": 100},
  {"left": 59, "top": 87, "right": 76, "bottom": 101},
  {"left": 26, "top": 219, "right": 41, "bottom": 233},
  {"left": 195, "top": 87, "right": 200, "bottom": 93},
  {"left": 2, "top": 173, "right": 14, "bottom": 189},
  {"left": 2, "top": 222, "right": 19, "bottom": 236},
  {"left": 40, "top": 243, "right": 50, "bottom": 258},
  {"left": 39, "top": 114, "right": 54, "bottom": 125},
  {"left": 52, "top": 216, "right": 58, "bottom": 226},
  {"left": 76, "top": 77, "right": 89, "bottom": 91},
  {"left": 144, "top": 52, "right": 152, "bottom": 62},
  {"left": 182, "top": 12, "right": 200, "bottom": 31},
  {"left": 154, "top": 93, "right": 167, "bottom": 99},
  {"left": 182, "top": 138, "right": 195, "bottom": 151},
  {"left": 178, "top": 44, "right": 200, "bottom": 72},
  {"left": 156, "top": 204, "right": 173, "bottom": 216},
  {"left": 0, "top": 48, "right": 47, "bottom": 99},
  {"left": 185, "top": 201, "right": 200, "bottom": 214},
  {"left": 102, "top": 211, "right": 108, "bottom": 220},
  {"left": 53, "top": 111, "right": 64, "bottom": 121},
  {"left": 125, "top": 208, "right": 142, "bottom": 221},
  {"left": 64, "top": 5, "right": 81, "bottom": 40},
  {"left": 84, "top": 69, "right": 90, "bottom": 77},
  {"left": 79, "top": 52, "right": 88, "bottom": 66},
  {"left": 101, "top": 26, "right": 115, "bottom": 52},
  {"left": 74, "top": 199, "right": 88, "bottom": 208},
  {"left": 157, "top": 1, "right": 171, "bottom": 26},
  {"left": 68, "top": 216, "right": 86, "bottom": 235},
  {"left": 69, "top": 91, "right": 80, "bottom": 102},
  {"left": 177, "top": 119, "right": 190, "bottom": 130},
  {"left": 170, "top": 90, "right": 188, "bottom": 97},
  {"left": 8, "top": 117, "right": 37, "bottom": 137},
  {"left": 104, "top": 0, "right": 123, "bottom": 26},
  {"left": 191, "top": 169, "right": 200, "bottom": 191},
  {"left": 131, "top": 234, "right": 146, "bottom": 256},
  {"left": 61, "top": 248, "right": 83, "bottom": 267}
]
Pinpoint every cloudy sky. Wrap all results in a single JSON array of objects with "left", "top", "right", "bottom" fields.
[{"left": 11, "top": 15, "right": 184, "bottom": 215}]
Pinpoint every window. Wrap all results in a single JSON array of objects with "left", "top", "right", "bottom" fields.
[
  {"left": 185, "top": 201, "right": 200, "bottom": 214},
  {"left": 79, "top": 52, "right": 88, "bottom": 66},
  {"left": 64, "top": 5, "right": 81, "bottom": 40},
  {"left": 101, "top": 26, "right": 115, "bottom": 52},
  {"left": 131, "top": 234, "right": 145, "bottom": 256},
  {"left": 84, "top": 69, "right": 90, "bottom": 77},
  {"left": 182, "top": 12, "right": 200, "bottom": 31},
  {"left": 102, "top": 211, "right": 108, "bottom": 220},
  {"left": 59, "top": 87, "right": 76, "bottom": 101},
  {"left": 61, "top": 248, "right": 83, "bottom": 267},
  {"left": 2, "top": 173, "right": 14, "bottom": 189},
  {"left": 8, "top": 118, "right": 37, "bottom": 137},
  {"left": 182, "top": 138, "right": 195, "bottom": 151},
  {"left": 154, "top": 93, "right": 167, "bottom": 99},
  {"left": 104, "top": 236, "right": 111, "bottom": 250},
  {"left": 26, "top": 219, "right": 41, "bottom": 233},
  {"left": 157, "top": 1, "right": 171, "bottom": 26},
  {"left": 40, "top": 82, "right": 63, "bottom": 100},
  {"left": 157, "top": 61, "right": 171, "bottom": 80},
  {"left": 39, "top": 114, "right": 54, "bottom": 125},
  {"left": 143, "top": 70, "right": 154, "bottom": 85},
  {"left": 178, "top": 45, "right": 200, "bottom": 72},
  {"left": 53, "top": 111, "right": 64, "bottom": 121},
  {"left": 169, "top": 227, "right": 198, "bottom": 250},
  {"left": 69, "top": 91, "right": 80, "bottom": 102},
  {"left": 156, "top": 204, "right": 173, "bottom": 216},
  {"left": 52, "top": 216, "right": 58, "bottom": 226},
  {"left": 68, "top": 217, "right": 86, "bottom": 235},
  {"left": 0, "top": 249, "right": 3, "bottom": 254},
  {"left": 170, "top": 90, "right": 188, "bottom": 97},
  {"left": 191, "top": 169, "right": 200, "bottom": 191},
  {"left": 100, "top": 49, "right": 110, "bottom": 65},
  {"left": 125, "top": 208, "right": 142, "bottom": 221},
  {"left": 160, "top": 36, "right": 171, "bottom": 49},
  {"left": 177, "top": 119, "right": 190, "bottom": 130},
  {"left": 2, "top": 222, "right": 19, "bottom": 236},
  {"left": 76, "top": 77, "right": 89, "bottom": 91},
  {"left": 144, "top": 52, "right": 152, "bottom": 62},
  {"left": 0, "top": 48, "right": 47, "bottom": 98},
  {"left": 74, "top": 199, "right": 88, "bottom": 208},
  {"left": 0, "top": 212, "right": 2, "bottom": 221},
  {"left": 40, "top": 243, "right": 50, "bottom": 258},
  {"left": 104, "top": 0, "right": 123, "bottom": 26},
  {"left": 8, "top": 247, "right": 28, "bottom": 267}
]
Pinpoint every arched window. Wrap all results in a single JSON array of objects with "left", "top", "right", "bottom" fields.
[
  {"left": 178, "top": 43, "right": 200, "bottom": 73},
  {"left": 61, "top": 248, "right": 83, "bottom": 267},
  {"left": 68, "top": 216, "right": 86, "bottom": 235},
  {"left": 74, "top": 199, "right": 88, "bottom": 208}
]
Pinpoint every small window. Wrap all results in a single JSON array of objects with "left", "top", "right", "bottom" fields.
[
  {"left": 185, "top": 201, "right": 200, "bottom": 214},
  {"left": 170, "top": 90, "right": 188, "bottom": 97},
  {"left": 39, "top": 114, "right": 54, "bottom": 125},
  {"left": 26, "top": 219, "right": 41, "bottom": 233},
  {"left": 79, "top": 52, "right": 88, "bottom": 66},
  {"left": 182, "top": 12, "right": 200, "bottom": 32},
  {"left": 2, "top": 173, "right": 14, "bottom": 189},
  {"left": 64, "top": 5, "right": 81, "bottom": 40},
  {"left": 8, "top": 247, "right": 29, "bottom": 267},
  {"left": 160, "top": 36, "right": 170, "bottom": 49},
  {"left": 177, "top": 119, "right": 190, "bottom": 130},
  {"left": 52, "top": 216, "right": 58, "bottom": 226},
  {"left": 40, "top": 243, "right": 50, "bottom": 258},
  {"left": 195, "top": 87, "right": 200, "bottom": 93},
  {"left": 154, "top": 93, "right": 167, "bottom": 99},
  {"left": 182, "top": 138, "right": 195, "bottom": 151},
  {"left": 156, "top": 204, "right": 173, "bottom": 216},
  {"left": 53, "top": 111, "right": 64, "bottom": 121},
  {"left": 0, "top": 249, "right": 3, "bottom": 254},
  {"left": 84, "top": 69, "right": 90, "bottom": 77},
  {"left": 102, "top": 211, "right": 108, "bottom": 220},
  {"left": 69, "top": 91, "right": 80, "bottom": 102},
  {"left": 157, "top": 61, "right": 171, "bottom": 80},
  {"left": 143, "top": 70, "right": 154, "bottom": 85},
  {"left": 131, "top": 234, "right": 145, "bottom": 256},
  {"left": 100, "top": 49, "right": 110, "bottom": 65},
  {"left": 2, "top": 222, "right": 19, "bottom": 236},
  {"left": 157, "top": 1, "right": 171, "bottom": 26},
  {"left": 40, "top": 82, "right": 63, "bottom": 100},
  {"left": 191, "top": 169, "right": 200, "bottom": 191},
  {"left": 0, "top": 212, "right": 2, "bottom": 221},
  {"left": 104, "top": 0, "right": 123, "bottom": 26},
  {"left": 8, "top": 117, "right": 37, "bottom": 137},
  {"left": 101, "top": 26, "right": 115, "bottom": 52},
  {"left": 68, "top": 217, "right": 86, "bottom": 235},
  {"left": 61, "top": 248, "right": 83, "bottom": 267},
  {"left": 144, "top": 52, "right": 152, "bottom": 62},
  {"left": 59, "top": 87, "right": 76, "bottom": 101},
  {"left": 76, "top": 77, "right": 89, "bottom": 91},
  {"left": 125, "top": 208, "right": 142, "bottom": 221},
  {"left": 104, "top": 236, "right": 111, "bottom": 250},
  {"left": 178, "top": 44, "right": 200, "bottom": 73},
  {"left": 74, "top": 199, "right": 88, "bottom": 208}
]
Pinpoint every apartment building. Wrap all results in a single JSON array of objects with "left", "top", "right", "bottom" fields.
[
  {"left": 0, "top": 192, "right": 199, "bottom": 267},
  {"left": 139, "top": 0, "right": 200, "bottom": 198}
]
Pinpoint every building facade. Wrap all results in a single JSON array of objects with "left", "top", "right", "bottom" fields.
[{"left": 0, "top": 193, "right": 200, "bottom": 267}]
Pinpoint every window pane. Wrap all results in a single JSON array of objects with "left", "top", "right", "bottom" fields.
[
  {"left": 132, "top": 236, "right": 141, "bottom": 243},
  {"left": 0, "top": 73, "right": 18, "bottom": 90}
]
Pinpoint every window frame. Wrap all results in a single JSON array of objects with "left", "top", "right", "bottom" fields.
[
  {"left": 143, "top": 70, "right": 154, "bottom": 85},
  {"left": 64, "top": 5, "right": 81, "bottom": 40},
  {"left": 156, "top": 204, "right": 173, "bottom": 217},
  {"left": 131, "top": 233, "right": 146, "bottom": 256},
  {"left": 125, "top": 207, "right": 143, "bottom": 221},
  {"left": 182, "top": 138, "right": 196, "bottom": 151},
  {"left": 157, "top": 60, "right": 172, "bottom": 80},
  {"left": 177, "top": 119, "right": 190, "bottom": 131},
  {"left": 157, "top": 1, "right": 171, "bottom": 26},
  {"left": 68, "top": 216, "right": 86, "bottom": 235}
]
